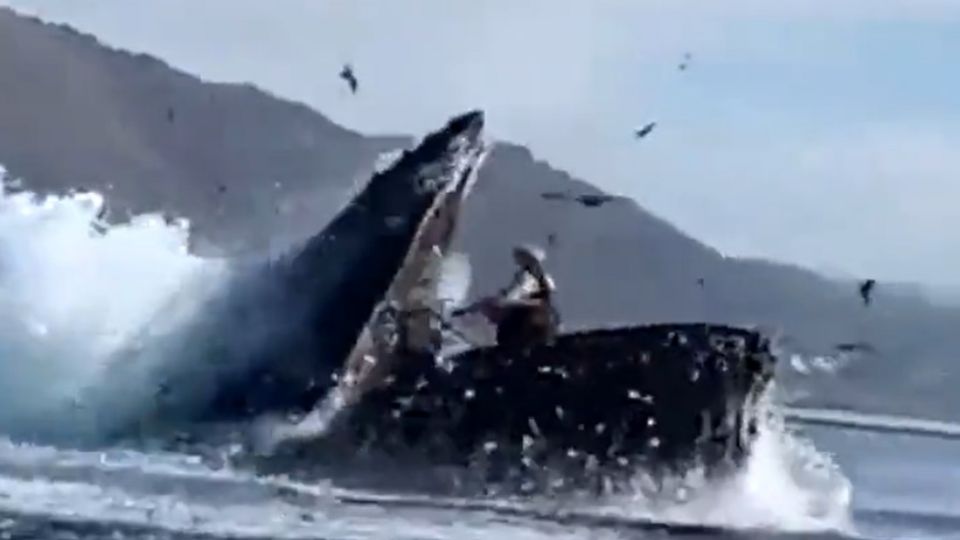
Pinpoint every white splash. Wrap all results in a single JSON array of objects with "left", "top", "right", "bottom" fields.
[
  {"left": 0, "top": 169, "right": 226, "bottom": 437},
  {"left": 248, "top": 387, "right": 348, "bottom": 455},
  {"left": 587, "top": 385, "right": 854, "bottom": 534}
]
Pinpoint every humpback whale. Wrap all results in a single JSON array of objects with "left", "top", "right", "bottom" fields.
[
  {"left": 80, "top": 109, "right": 774, "bottom": 492},
  {"left": 201, "top": 109, "right": 486, "bottom": 420},
  {"left": 85, "top": 110, "right": 487, "bottom": 439}
]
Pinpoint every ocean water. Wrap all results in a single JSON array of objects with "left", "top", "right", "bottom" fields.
[
  {"left": 0, "top": 180, "right": 955, "bottom": 540},
  {"left": 0, "top": 418, "right": 956, "bottom": 540}
]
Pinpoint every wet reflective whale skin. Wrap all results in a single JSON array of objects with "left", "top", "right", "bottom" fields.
[
  {"left": 203, "top": 110, "right": 487, "bottom": 421},
  {"left": 99, "top": 111, "right": 487, "bottom": 436}
]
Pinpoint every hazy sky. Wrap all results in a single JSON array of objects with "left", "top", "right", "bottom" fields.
[{"left": 5, "top": 1, "right": 960, "bottom": 286}]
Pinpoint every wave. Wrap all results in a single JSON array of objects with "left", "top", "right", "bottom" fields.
[
  {"left": 576, "top": 388, "right": 854, "bottom": 534},
  {"left": 0, "top": 168, "right": 227, "bottom": 441}
]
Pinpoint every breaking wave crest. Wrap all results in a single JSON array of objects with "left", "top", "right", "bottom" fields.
[{"left": 0, "top": 169, "right": 227, "bottom": 441}]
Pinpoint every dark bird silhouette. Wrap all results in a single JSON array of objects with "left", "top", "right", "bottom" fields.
[
  {"left": 696, "top": 277, "right": 705, "bottom": 287},
  {"left": 155, "top": 381, "right": 172, "bottom": 399},
  {"left": 541, "top": 191, "right": 568, "bottom": 201},
  {"left": 834, "top": 341, "right": 877, "bottom": 354},
  {"left": 217, "top": 184, "right": 227, "bottom": 194},
  {"left": 547, "top": 233, "right": 557, "bottom": 248},
  {"left": 576, "top": 194, "right": 624, "bottom": 207},
  {"left": 634, "top": 122, "right": 657, "bottom": 139},
  {"left": 859, "top": 279, "right": 876, "bottom": 306},
  {"left": 678, "top": 52, "right": 693, "bottom": 71},
  {"left": 165, "top": 106, "right": 175, "bottom": 123},
  {"left": 540, "top": 191, "right": 626, "bottom": 208},
  {"left": 340, "top": 64, "right": 358, "bottom": 94}
]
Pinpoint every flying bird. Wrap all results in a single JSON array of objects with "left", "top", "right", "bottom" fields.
[
  {"left": 340, "top": 64, "right": 358, "bottom": 94},
  {"left": 90, "top": 204, "right": 109, "bottom": 235},
  {"left": 576, "top": 194, "right": 625, "bottom": 207},
  {"left": 834, "top": 341, "right": 877, "bottom": 354},
  {"left": 166, "top": 106, "right": 176, "bottom": 123},
  {"left": 540, "top": 191, "right": 626, "bottom": 208},
  {"left": 541, "top": 191, "right": 569, "bottom": 202},
  {"left": 634, "top": 122, "right": 657, "bottom": 139},
  {"left": 858, "top": 279, "right": 876, "bottom": 306},
  {"left": 678, "top": 52, "right": 693, "bottom": 71}
]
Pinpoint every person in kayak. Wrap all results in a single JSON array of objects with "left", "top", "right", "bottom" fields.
[{"left": 455, "top": 244, "right": 559, "bottom": 350}]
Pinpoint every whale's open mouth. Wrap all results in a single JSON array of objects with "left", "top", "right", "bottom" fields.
[{"left": 76, "top": 111, "right": 490, "bottom": 439}]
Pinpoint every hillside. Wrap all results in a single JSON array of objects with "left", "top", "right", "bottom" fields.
[
  {"left": 1, "top": 7, "right": 958, "bottom": 420},
  {"left": 0, "top": 7, "right": 406, "bottom": 256}
]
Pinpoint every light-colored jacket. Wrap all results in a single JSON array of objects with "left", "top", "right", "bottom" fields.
[{"left": 501, "top": 268, "right": 555, "bottom": 305}]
